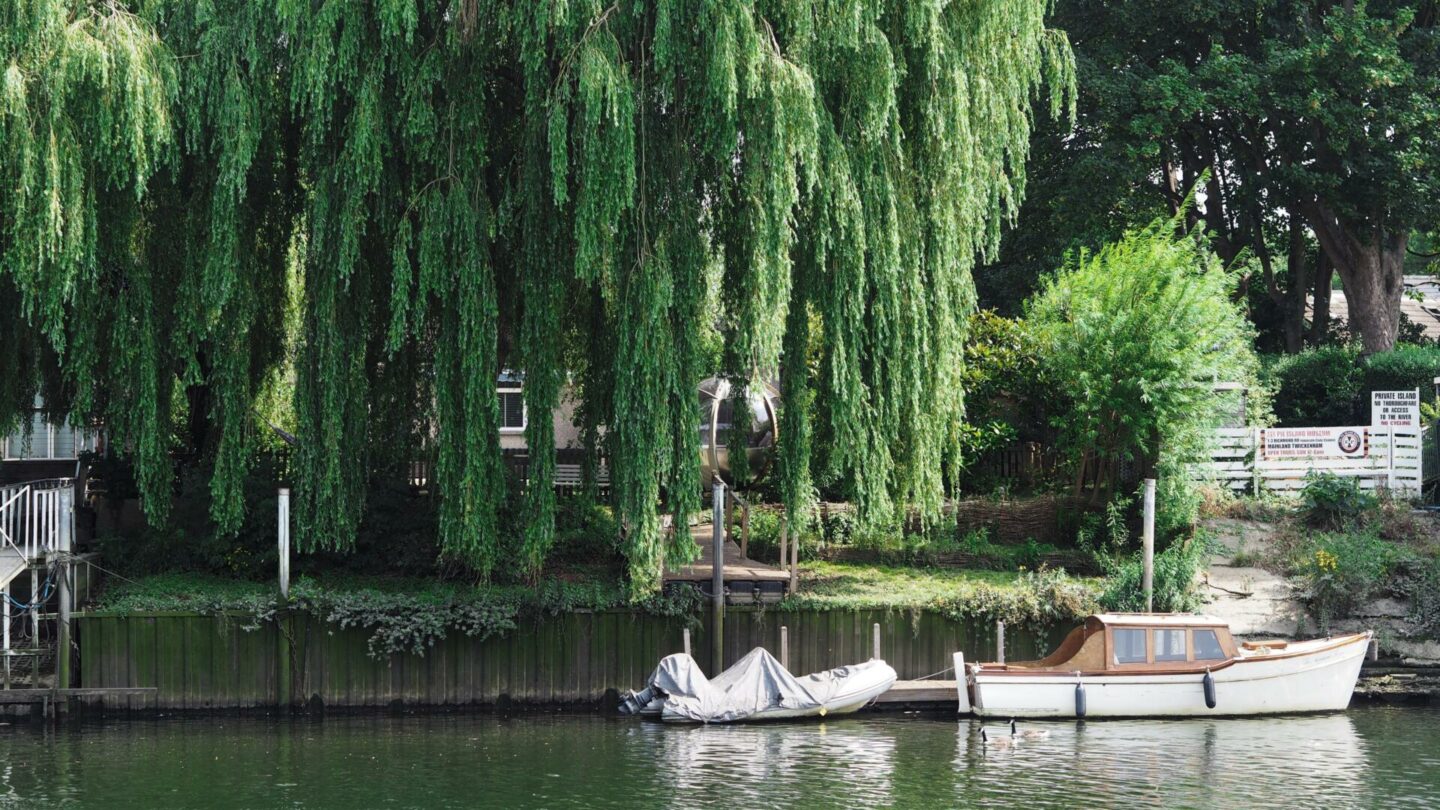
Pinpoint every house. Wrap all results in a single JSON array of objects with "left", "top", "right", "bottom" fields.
[{"left": 1, "top": 399, "right": 100, "bottom": 486}]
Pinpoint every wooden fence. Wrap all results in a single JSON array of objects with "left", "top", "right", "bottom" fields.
[
  {"left": 1195, "top": 427, "right": 1424, "bottom": 495},
  {"left": 73, "top": 609, "right": 1066, "bottom": 711}
]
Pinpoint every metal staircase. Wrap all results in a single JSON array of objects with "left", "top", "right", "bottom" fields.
[{"left": 0, "top": 479, "right": 74, "bottom": 688}]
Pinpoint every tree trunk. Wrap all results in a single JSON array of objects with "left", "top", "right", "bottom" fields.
[
  {"left": 1308, "top": 252, "right": 1333, "bottom": 347},
  {"left": 1281, "top": 215, "right": 1309, "bottom": 353},
  {"left": 1304, "top": 202, "right": 1407, "bottom": 353}
]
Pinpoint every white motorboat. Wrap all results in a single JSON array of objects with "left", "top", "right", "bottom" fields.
[
  {"left": 957, "top": 613, "right": 1371, "bottom": 718},
  {"left": 620, "top": 647, "right": 898, "bottom": 723}
]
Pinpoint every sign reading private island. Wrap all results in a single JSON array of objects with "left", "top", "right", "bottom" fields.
[
  {"left": 1371, "top": 389, "right": 1421, "bottom": 429},
  {"left": 1259, "top": 427, "right": 1369, "bottom": 460}
]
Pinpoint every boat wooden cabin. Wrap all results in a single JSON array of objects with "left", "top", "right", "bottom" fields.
[{"left": 990, "top": 613, "right": 1239, "bottom": 674}]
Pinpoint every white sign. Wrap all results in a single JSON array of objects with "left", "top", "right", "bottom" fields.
[
  {"left": 1371, "top": 389, "right": 1420, "bottom": 429},
  {"left": 1260, "top": 427, "right": 1369, "bottom": 460}
]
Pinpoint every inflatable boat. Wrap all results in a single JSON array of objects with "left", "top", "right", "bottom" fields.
[{"left": 619, "top": 647, "right": 897, "bottom": 723}]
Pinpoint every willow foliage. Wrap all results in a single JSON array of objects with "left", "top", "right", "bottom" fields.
[{"left": 1, "top": 0, "right": 1072, "bottom": 594}]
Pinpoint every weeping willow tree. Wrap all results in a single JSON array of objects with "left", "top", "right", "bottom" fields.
[{"left": 1, "top": 0, "right": 1072, "bottom": 595}]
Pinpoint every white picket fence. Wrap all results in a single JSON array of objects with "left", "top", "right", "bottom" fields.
[{"left": 1195, "top": 427, "right": 1424, "bottom": 495}]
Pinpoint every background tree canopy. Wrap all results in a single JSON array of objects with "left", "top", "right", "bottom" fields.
[
  {"left": 977, "top": 0, "right": 1440, "bottom": 355},
  {"left": 0, "top": 0, "right": 1073, "bottom": 593}
]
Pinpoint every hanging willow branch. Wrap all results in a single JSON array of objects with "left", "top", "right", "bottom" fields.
[{"left": 1, "top": 0, "right": 1073, "bottom": 594}]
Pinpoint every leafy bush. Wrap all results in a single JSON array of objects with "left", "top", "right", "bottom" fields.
[
  {"left": 932, "top": 566, "right": 1099, "bottom": 631},
  {"left": 1026, "top": 214, "right": 1259, "bottom": 533},
  {"left": 1263, "top": 346, "right": 1363, "bottom": 426},
  {"left": 1292, "top": 529, "right": 1403, "bottom": 632},
  {"left": 1098, "top": 536, "right": 1208, "bottom": 613},
  {"left": 1359, "top": 344, "right": 1440, "bottom": 407},
  {"left": 1299, "top": 472, "right": 1378, "bottom": 529}
]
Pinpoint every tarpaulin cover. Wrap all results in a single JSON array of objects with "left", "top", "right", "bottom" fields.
[{"left": 645, "top": 647, "right": 896, "bottom": 723}]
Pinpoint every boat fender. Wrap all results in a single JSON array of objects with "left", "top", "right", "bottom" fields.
[
  {"left": 1202, "top": 669, "right": 1217, "bottom": 710},
  {"left": 1074, "top": 676, "right": 1086, "bottom": 719}
]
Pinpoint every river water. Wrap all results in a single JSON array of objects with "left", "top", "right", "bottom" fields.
[{"left": 0, "top": 707, "right": 1435, "bottom": 808}]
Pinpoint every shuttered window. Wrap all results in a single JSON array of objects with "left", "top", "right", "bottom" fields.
[{"left": 498, "top": 389, "right": 526, "bottom": 431}]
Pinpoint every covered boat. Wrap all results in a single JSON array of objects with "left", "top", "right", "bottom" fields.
[
  {"left": 619, "top": 648, "right": 897, "bottom": 723},
  {"left": 959, "top": 613, "right": 1371, "bottom": 718}
]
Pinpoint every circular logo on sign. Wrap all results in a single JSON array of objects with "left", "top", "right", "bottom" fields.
[{"left": 1337, "top": 430, "right": 1362, "bottom": 454}]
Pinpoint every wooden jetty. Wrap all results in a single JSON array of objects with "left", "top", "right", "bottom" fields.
[{"left": 663, "top": 523, "right": 790, "bottom": 583}]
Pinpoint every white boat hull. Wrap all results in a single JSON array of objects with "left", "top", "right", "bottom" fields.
[{"left": 972, "top": 633, "right": 1370, "bottom": 718}]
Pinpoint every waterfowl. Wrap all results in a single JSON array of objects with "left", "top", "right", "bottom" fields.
[
  {"left": 980, "top": 728, "right": 1015, "bottom": 749},
  {"left": 1010, "top": 719, "right": 1050, "bottom": 740}
]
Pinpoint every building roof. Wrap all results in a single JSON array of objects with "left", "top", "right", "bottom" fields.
[{"left": 1311, "top": 276, "right": 1440, "bottom": 341}]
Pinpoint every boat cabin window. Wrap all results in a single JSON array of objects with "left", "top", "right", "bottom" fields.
[
  {"left": 1193, "top": 629, "right": 1226, "bottom": 660},
  {"left": 1113, "top": 628, "right": 1147, "bottom": 664},
  {"left": 1154, "top": 629, "right": 1187, "bottom": 662}
]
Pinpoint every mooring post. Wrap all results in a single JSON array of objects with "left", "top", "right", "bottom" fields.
[
  {"left": 1142, "top": 478, "right": 1156, "bottom": 612},
  {"left": 872, "top": 623, "right": 881, "bottom": 661},
  {"left": 712, "top": 481, "right": 726, "bottom": 673},
  {"left": 780, "top": 626, "right": 789, "bottom": 670},
  {"left": 683, "top": 628, "right": 692, "bottom": 658},
  {"left": 278, "top": 488, "right": 291, "bottom": 599},
  {"left": 996, "top": 620, "right": 1006, "bottom": 665}
]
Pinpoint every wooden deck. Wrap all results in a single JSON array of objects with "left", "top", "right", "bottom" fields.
[
  {"left": 873, "top": 680, "right": 961, "bottom": 707},
  {"left": 663, "top": 523, "right": 791, "bottom": 583}
]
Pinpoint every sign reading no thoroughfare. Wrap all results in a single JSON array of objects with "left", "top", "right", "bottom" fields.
[
  {"left": 1259, "top": 427, "right": 1369, "bottom": 460},
  {"left": 1371, "top": 389, "right": 1421, "bottom": 429}
]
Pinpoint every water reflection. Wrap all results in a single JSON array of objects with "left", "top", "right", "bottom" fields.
[
  {"left": 954, "top": 714, "right": 1368, "bottom": 808},
  {"left": 0, "top": 708, "right": 1435, "bottom": 808}
]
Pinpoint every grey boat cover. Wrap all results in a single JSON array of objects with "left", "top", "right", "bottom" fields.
[{"left": 647, "top": 647, "right": 892, "bottom": 723}]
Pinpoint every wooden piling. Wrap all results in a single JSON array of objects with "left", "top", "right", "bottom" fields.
[
  {"left": 780, "top": 626, "right": 789, "bottom": 670},
  {"left": 872, "top": 623, "right": 881, "bottom": 660}
]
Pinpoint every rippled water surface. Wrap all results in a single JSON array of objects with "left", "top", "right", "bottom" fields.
[{"left": 1, "top": 707, "right": 1436, "bottom": 808}]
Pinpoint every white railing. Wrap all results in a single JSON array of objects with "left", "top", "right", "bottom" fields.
[
  {"left": 0, "top": 478, "right": 74, "bottom": 562},
  {"left": 1194, "top": 428, "right": 1424, "bottom": 495}
]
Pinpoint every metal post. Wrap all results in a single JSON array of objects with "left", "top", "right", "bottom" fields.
[
  {"left": 711, "top": 481, "right": 726, "bottom": 673},
  {"left": 777, "top": 516, "right": 788, "bottom": 573},
  {"left": 1142, "top": 478, "right": 1156, "bottom": 612},
  {"left": 3, "top": 585, "right": 10, "bottom": 688},
  {"left": 740, "top": 501, "right": 750, "bottom": 559},
  {"left": 996, "top": 620, "right": 1006, "bottom": 665},
  {"left": 278, "top": 488, "right": 291, "bottom": 599},
  {"left": 872, "top": 623, "right": 881, "bottom": 661},
  {"left": 56, "top": 552, "right": 70, "bottom": 691},
  {"left": 780, "top": 626, "right": 789, "bottom": 670},
  {"left": 789, "top": 522, "right": 799, "bottom": 593}
]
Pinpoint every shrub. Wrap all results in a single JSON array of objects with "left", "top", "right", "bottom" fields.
[
  {"left": 1027, "top": 214, "right": 1259, "bottom": 533},
  {"left": 1098, "top": 536, "right": 1208, "bottom": 613},
  {"left": 1299, "top": 472, "right": 1378, "bottom": 529},
  {"left": 1263, "top": 346, "right": 1363, "bottom": 426},
  {"left": 1292, "top": 529, "right": 1401, "bottom": 632},
  {"left": 932, "top": 566, "right": 1099, "bottom": 631},
  {"left": 1359, "top": 344, "right": 1440, "bottom": 406}
]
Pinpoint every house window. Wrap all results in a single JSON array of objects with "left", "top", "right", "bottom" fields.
[
  {"left": 3, "top": 413, "right": 86, "bottom": 461},
  {"left": 1193, "top": 629, "right": 1226, "bottom": 661},
  {"left": 1154, "top": 629, "right": 1187, "bottom": 662},
  {"left": 1113, "top": 628, "right": 1147, "bottom": 664},
  {"left": 498, "top": 389, "right": 526, "bottom": 432}
]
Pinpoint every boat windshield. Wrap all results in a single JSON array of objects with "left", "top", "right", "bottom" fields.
[{"left": 1194, "top": 629, "right": 1226, "bottom": 660}]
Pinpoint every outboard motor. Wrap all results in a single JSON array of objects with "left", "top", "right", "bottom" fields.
[{"left": 618, "top": 686, "right": 655, "bottom": 716}]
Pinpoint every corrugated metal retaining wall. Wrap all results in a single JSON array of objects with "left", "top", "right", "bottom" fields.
[{"left": 74, "top": 609, "right": 1067, "bottom": 710}]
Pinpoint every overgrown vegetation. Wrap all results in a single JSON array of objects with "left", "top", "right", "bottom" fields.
[
  {"left": 782, "top": 562, "right": 1100, "bottom": 631},
  {"left": 93, "top": 570, "right": 701, "bottom": 659}
]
